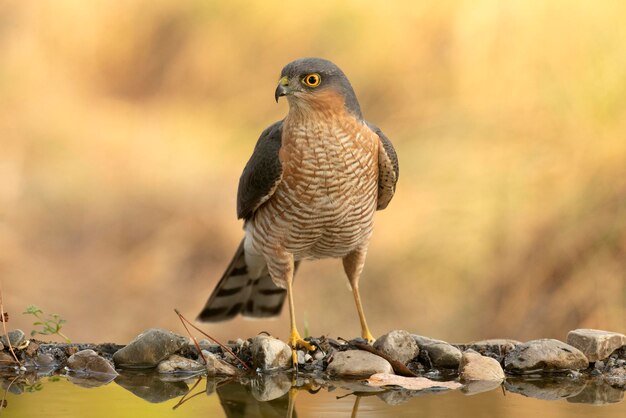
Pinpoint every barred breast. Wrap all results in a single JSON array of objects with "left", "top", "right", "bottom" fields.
[{"left": 247, "top": 112, "right": 379, "bottom": 262}]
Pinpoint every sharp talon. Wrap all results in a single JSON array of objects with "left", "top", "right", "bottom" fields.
[{"left": 363, "top": 330, "right": 375, "bottom": 344}]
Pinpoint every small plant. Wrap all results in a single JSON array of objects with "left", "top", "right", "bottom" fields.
[{"left": 23, "top": 305, "right": 70, "bottom": 343}]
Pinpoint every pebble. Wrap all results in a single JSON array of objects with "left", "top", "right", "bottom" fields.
[
  {"left": 157, "top": 354, "right": 204, "bottom": 374},
  {"left": 1, "top": 329, "right": 25, "bottom": 348},
  {"left": 458, "top": 339, "right": 521, "bottom": 361},
  {"left": 67, "top": 349, "right": 118, "bottom": 376},
  {"left": 113, "top": 328, "right": 188, "bottom": 369},
  {"left": 413, "top": 335, "right": 462, "bottom": 369},
  {"left": 327, "top": 350, "right": 393, "bottom": 378},
  {"left": 202, "top": 350, "right": 240, "bottom": 376},
  {"left": 373, "top": 330, "right": 419, "bottom": 365},
  {"left": 250, "top": 335, "right": 292, "bottom": 371},
  {"left": 504, "top": 339, "right": 589, "bottom": 373},
  {"left": 566, "top": 329, "right": 626, "bottom": 363},
  {"left": 459, "top": 351, "right": 505, "bottom": 382}
]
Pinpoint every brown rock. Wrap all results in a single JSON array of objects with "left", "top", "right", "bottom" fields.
[
  {"left": 327, "top": 350, "right": 393, "bottom": 378},
  {"left": 157, "top": 354, "right": 204, "bottom": 374},
  {"left": 67, "top": 349, "right": 118, "bottom": 376},
  {"left": 459, "top": 351, "right": 505, "bottom": 381},
  {"left": 250, "top": 335, "right": 292, "bottom": 371},
  {"left": 202, "top": 350, "right": 240, "bottom": 376},
  {"left": 373, "top": 330, "right": 419, "bottom": 365},
  {"left": 566, "top": 329, "right": 626, "bottom": 363}
]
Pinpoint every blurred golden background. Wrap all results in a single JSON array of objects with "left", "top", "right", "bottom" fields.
[{"left": 1, "top": 0, "right": 624, "bottom": 345}]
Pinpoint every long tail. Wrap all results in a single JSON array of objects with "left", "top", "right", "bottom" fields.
[{"left": 196, "top": 239, "right": 298, "bottom": 322}]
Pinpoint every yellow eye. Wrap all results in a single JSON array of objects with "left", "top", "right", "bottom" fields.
[{"left": 302, "top": 73, "right": 321, "bottom": 87}]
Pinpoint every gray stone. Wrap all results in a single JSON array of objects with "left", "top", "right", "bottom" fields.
[
  {"left": 34, "top": 353, "right": 56, "bottom": 368},
  {"left": 373, "top": 330, "right": 419, "bottom": 365},
  {"left": 603, "top": 367, "right": 626, "bottom": 387},
  {"left": 566, "top": 329, "right": 626, "bottom": 363},
  {"left": 505, "top": 376, "right": 586, "bottom": 400},
  {"left": 0, "top": 351, "right": 16, "bottom": 366},
  {"left": 459, "top": 351, "right": 505, "bottom": 382},
  {"left": 202, "top": 350, "right": 240, "bottom": 376},
  {"left": 113, "top": 328, "right": 188, "bottom": 369},
  {"left": 413, "top": 335, "right": 462, "bottom": 368},
  {"left": 567, "top": 379, "right": 624, "bottom": 405},
  {"left": 157, "top": 354, "right": 204, "bottom": 374},
  {"left": 67, "top": 349, "right": 118, "bottom": 376},
  {"left": 250, "top": 335, "right": 292, "bottom": 371},
  {"left": 504, "top": 339, "right": 589, "bottom": 373},
  {"left": 327, "top": 350, "right": 393, "bottom": 378},
  {"left": 0, "top": 329, "right": 25, "bottom": 348}
]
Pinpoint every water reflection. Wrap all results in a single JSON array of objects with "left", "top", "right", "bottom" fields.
[{"left": 1, "top": 370, "right": 625, "bottom": 417}]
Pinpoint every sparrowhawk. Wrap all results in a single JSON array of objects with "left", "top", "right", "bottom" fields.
[{"left": 198, "top": 57, "right": 399, "bottom": 359}]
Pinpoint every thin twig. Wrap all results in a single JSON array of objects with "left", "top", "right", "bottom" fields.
[
  {"left": 174, "top": 309, "right": 208, "bottom": 366},
  {"left": 0, "top": 282, "right": 20, "bottom": 366},
  {"left": 174, "top": 309, "right": 249, "bottom": 370},
  {"left": 0, "top": 375, "right": 19, "bottom": 416}
]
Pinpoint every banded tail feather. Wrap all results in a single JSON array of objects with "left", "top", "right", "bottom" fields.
[{"left": 197, "top": 239, "right": 299, "bottom": 322}]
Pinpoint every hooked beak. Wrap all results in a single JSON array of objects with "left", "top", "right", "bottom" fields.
[{"left": 275, "top": 76, "right": 289, "bottom": 102}]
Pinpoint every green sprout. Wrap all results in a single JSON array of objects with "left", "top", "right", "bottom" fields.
[{"left": 22, "top": 305, "right": 70, "bottom": 343}]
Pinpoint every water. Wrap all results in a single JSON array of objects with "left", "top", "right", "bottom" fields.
[{"left": 2, "top": 372, "right": 625, "bottom": 417}]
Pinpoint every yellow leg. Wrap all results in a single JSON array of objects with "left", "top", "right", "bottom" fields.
[
  {"left": 352, "top": 283, "right": 375, "bottom": 343},
  {"left": 286, "top": 276, "right": 315, "bottom": 366},
  {"left": 343, "top": 249, "right": 375, "bottom": 343}
]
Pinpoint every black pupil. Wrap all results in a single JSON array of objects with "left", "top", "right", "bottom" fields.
[{"left": 308, "top": 76, "right": 316, "bottom": 84}]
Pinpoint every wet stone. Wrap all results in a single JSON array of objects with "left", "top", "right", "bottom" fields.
[
  {"left": 67, "top": 349, "right": 118, "bottom": 376},
  {"left": 566, "top": 329, "right": 626, "bottom": 363},
  {"left": 504, "top": 339, "right": 589, "bottom": 373},
  {"left": 202, "top": 350, "right": 240, "bottom": 376},
  {"left": 157, "top": 354, "right": 204, "bottom": 374},
  {"left": 374, "top": 330, "right": 419, "bottom": 365},
  {"left": 250, "top": 373, "right": 291, "bottom": 401},
  {"left": 327, "top": 350, "right": 393, "bottom": 378},
  {"left": 462, "top": 380, "right": 503, "bottom": 396},
  {"left": 1, "top": 329, "right": 25, "bottom": 348},
  {"left": 250, "top": 335, "right": 292, "bottom": 371},
  {"left": 459, "top": 351, "right": 505, "bottom": 382},
  {"left": 113, "top": 328, "right": 188, "bottom": 369},
  {"left": 413, "top": 335, "right": 462, "bottom": 369}
]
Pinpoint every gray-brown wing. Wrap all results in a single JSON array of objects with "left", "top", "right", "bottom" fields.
[
  {"left": 367, "top": 122, "right": 399, "bottom": 210},
  {"left": 237, "top": 120, "right": 284, "bottom": 220}
]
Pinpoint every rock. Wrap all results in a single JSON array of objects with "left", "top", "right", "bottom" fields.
[
  {"left": 0, "top": 329, "right": 25, "bottom": 348},
  {"left": 504, "top": 339, "right": 589, "bottom": 373},
  {"left": 603, "top": 367, "right": 626, "bottom": 387},
  {"left": 566, "top": 329, "right": 626, "bottom": 363},
  {"left": 413, "top": 335, "right": 462, "bottom": 369},
  {"left": 0, "top": 341, "right": 3, "bottom": 351},
  {"left": 113, "top": 328, "right": 188, "bottom": 369},
  {"left": 505, "top": 376, "right": 586, "bottom": 400},
  {"left": 157, "top": 354, "right": 204, "bottom": 374},
  {"left": 250, "top": 335, "right": 292, "bottom": 371},
  {"left": 373, "top": 330, "right": 419, "bottom": 364},
  {"left": 34, "top": 353, "right": 57, "bottom": 368},
  {"left": 459, "top": 351, "right": 505, "bottom": 382},
  {"left": 567, "top": 379, "right": 624, "bottom": 405},
  {"left": 67, "top": 349, "right": 118, "bottom": 376},
  {"left": 327, "top": 350, "right": 393, "bottom": 378},
  {"left": 202, "top": 350, "right": 240, "bottom": 376}
]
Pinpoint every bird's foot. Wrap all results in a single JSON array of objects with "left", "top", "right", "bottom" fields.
[
  {"left": 289, "top": 329, "right": 316, "bottom": 367},
  {"left": 362, "top": 329, "right": 375, "bottom": 344}
]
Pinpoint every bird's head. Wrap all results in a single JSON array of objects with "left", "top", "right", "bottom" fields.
[{"left": 275, "top": 57, "right": 362, "bottom": 118}]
